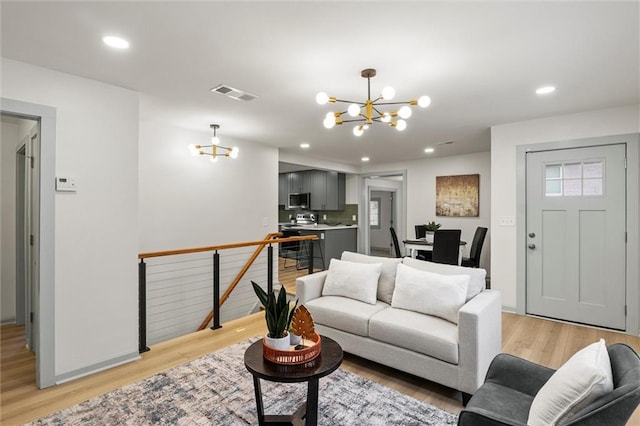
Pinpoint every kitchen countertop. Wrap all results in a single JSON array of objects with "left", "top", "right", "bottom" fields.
[{"left": 280, "top": 224, "right": 358, "bottom": 230}]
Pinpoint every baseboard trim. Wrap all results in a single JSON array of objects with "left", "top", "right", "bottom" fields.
[
  {"left": 56, "top": 351, "right": 140, "bottom": 385},
  {"left": 502, "top": 305, "right": 517, "bottom": 313}
]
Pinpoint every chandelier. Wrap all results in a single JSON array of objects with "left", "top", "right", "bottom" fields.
[
  {"left": 188, "top": 124, "right": 239, "bottom": 162},
  {"left": 316, "top": 68, "right": 431, "bottom": 137}
]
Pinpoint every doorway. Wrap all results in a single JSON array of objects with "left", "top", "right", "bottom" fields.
[
  {"left": 1, "top": 98, "right": 56, "bottom": 388},
  {"left": 525, "top": 143, "right": 627, "bottom": 330},
  {"left": 369, "top": 190, "right": 395, "bottom": 257}
]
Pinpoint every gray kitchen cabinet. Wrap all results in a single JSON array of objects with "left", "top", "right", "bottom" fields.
[
  {"left": 298, "top": 227, "right": 357, "bottom": 270},
  {"left": 278, "top": 173, "right": 287, "bottom": 206},
  {"left": 325, "top": 171, "right": 345, "bottom": 211},
  {"left": 309, "top": 170, "right": 327, "bottom": 210},
  {"left": 288, "top": 171, "right": 310, "bottom": 194}
]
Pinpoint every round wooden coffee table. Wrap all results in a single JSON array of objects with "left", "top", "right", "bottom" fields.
[{"left": 244, "top": 335, "right": 343, "bottom": 426}]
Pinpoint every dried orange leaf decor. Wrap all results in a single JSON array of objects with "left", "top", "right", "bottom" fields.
[{"left": 290, "top": 305, "right": 318, "bottom": 340}]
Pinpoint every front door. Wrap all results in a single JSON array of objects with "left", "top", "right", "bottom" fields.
[{"left": 526, "top": 144, "right": 626, "bottom": 330}]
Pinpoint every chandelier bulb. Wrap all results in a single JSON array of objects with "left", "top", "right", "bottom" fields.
[
  {"left": 381, "top": 86, "right": 395, "bottom": 100},
  {"left": 316, "top": 92, "right": 330, "bottom": 105},
  {"left": 347, "top": 104, "right": 361, "bottom": 117},
  {"left": 188, "top": 144, "right": 200, "bottom": 156},
  {"left": 396, "top": 119, "right": 407, "bottom": 131},
  {"left": 229, "top": 147, "right": 239, "bottom": 159},
  {"left": 210, "top": 155, "right": 218, "bottom": 163},
  {"left": 418, "top": 95, "right": 431, "bottom": 108},
  {"left": 323, "top": 116, "right": 336, "bottom": 129},
  {"left": 211, "top": 136, "right": 220, "bottom": 145},
  {"left": 353, "top": 125, "right": 364, "bottom": 137},
  {"left": 398, "top": 106, "right": 412, "bottom": 119},
  {"left": 381, "top": 113, "right": 391, "bottom": 123}
]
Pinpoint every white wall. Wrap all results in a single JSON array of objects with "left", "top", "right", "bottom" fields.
[
  {"left": 491, "top": 104, "right": 640, "bottom": 311},
  {"left": 138, "top": 118, "right": 279, "bottom": 342},
  {"left": 363, "top": 151, "right": 492, "bottom": 271},
  {"left": 0, "top": 120, "right": 18, "bottom": 323},
  {"left": 1, "top": 58, "right": 140, "bottom": 377}
]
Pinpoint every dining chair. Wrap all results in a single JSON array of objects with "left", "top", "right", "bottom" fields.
[
  {"left": 461, "top": 227, "right": 488, "bottom": 268},
  {"left": 414, "top": 225, "right": 432, "bottom": 261},
  {"left": 431, "top": 229, "right": 461, "bottom": 265},
  {"left": 390, "top": 227, "right": 402, "bottom": 258},
  {"left": 281, "top": 229, "right": 306, "bottom": 269}
]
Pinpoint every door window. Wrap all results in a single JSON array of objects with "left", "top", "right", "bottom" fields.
[{"left": 544, "top": 160, "right": 604, "bottom": 197}]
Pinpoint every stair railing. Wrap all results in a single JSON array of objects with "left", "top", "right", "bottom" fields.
[{"left": 137, "top": 232, "right": 318, "bottom": 353}]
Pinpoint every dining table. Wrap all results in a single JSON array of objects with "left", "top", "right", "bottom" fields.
[{"left": 402, "top": 238, "right": 467, "bottom": 265}]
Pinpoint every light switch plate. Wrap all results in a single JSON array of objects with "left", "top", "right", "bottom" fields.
[
  {"left": 499, "top": 216, "right": 515, "bottom": 226},
  {"left": 56, "top": 176, "right": 77, "bottom": 192}
]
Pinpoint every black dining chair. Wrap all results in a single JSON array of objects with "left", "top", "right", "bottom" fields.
[
  {"left": 431, "top": 229, "right": 461, "bottom": 265},
  {"left": 390, "top": 227, "right": 402, "bottom": 258},
  {"left": 461, "top": 227, "right": 488, "bottom": 268},
  {"left": 281, "top": 229, "right": 306, "bottom": 269},
  {"left": 414, "top": 225, "right": 432, "bottom": 261}
]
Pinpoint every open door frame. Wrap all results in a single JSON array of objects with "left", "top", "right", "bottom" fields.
[{"left": 2, "top": 98, "right": 57, "bottom": 388}]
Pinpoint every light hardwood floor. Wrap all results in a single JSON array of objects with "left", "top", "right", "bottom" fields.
[{"left": 2, "top": 261, "right": 639, "bottom": 425}]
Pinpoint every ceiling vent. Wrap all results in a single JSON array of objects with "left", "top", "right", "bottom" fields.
[{"left": 210, "top": 84, "right": 258, "bottom": 102}]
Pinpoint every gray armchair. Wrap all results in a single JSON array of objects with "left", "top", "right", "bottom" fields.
[{"left": 458, "top": 343, "right": 640, "bottom": 425}]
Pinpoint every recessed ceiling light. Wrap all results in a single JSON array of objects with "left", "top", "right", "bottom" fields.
[
  {"left": 536, "top": 86, "right": 556, "bottom": 95},
  {"left": 424, "top": 147, "right": 435, "bottom": 153},
  {"left": 361, "top": 157, "right": 370, "bottom": 162},
  {"left": 300, "top": 143, "right": 310, "bottom": 149},
  {"left": 102, "top": 35, "right": 129, "bottom": 49}
]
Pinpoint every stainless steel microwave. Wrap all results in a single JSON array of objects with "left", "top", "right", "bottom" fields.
[{"left": 288, "top": 193, "right": 310, "bottom": 209}]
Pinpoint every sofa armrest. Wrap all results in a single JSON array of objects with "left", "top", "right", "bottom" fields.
[
  {"left": 457, "top": 289, "right": 502, "bottom": 394},
  {"left": 484, "top": 353, "right": 555, "bottom": 397},
  {"left": 295, "top": 270, "right": 328, "bottom": 304}
]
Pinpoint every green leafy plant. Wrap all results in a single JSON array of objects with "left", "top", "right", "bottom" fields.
[
  {"left": 425, "top": 221, "right": 441, "bottom": 232},
  {"left": 251, "top": 281, "right": 297, "bottom": 339}
]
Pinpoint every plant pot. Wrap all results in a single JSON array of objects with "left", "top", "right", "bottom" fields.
[
  {"left": 425, "top": 231, "right": 434, "bottom": 243},
  {"left": 264, "top": 333, "right": 290, "bottom": 350},
  {"left": 289, "top": 332, "right": 302, "bottom": 346}
]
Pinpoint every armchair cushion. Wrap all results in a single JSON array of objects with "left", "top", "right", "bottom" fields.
[{"left": 527, "top": 339, "right": 613, "bottom": 426}]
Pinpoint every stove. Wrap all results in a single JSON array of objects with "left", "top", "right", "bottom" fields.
[{"left": 295, "top": 211, "right": 317, "bottom": 225}]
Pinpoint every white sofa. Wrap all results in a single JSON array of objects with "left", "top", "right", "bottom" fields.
[{"left": 296, "top": 251, "right": 502, "bottom": 399}]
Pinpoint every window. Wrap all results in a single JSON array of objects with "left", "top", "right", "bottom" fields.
[
  {"left": 370, "top": 198, "right": 381, "bottom": 229},
  {"left": 545, "top": 161, "right": 604, "bottom": 197}
]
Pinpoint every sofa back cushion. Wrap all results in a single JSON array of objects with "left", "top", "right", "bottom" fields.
[
  {"left": 322, "top": 258, "right": 382, "bottom": 305},
  {"left": 341, "top": 251, "right": 402, "bottom": 304},
  {"left": 391, "top": 263, "right": 469, "bottom": 324},
  {"left": 402, "top": 257, "right": 486, "bottom": 301}
]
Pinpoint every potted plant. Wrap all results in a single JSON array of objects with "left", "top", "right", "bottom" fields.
[
  {"left": 424, "top": 221, "right": 441, "bottom": 243},
  {"left": 251, "top": 281, "right": 297, "bottom": 350}
]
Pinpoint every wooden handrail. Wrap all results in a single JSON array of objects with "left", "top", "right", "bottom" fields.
[
  {"left": 138, "top": 234, "right": 317, "bottom": 259},
  {"left": 188, "top": 232, "right": 318, "bottom": 330}
]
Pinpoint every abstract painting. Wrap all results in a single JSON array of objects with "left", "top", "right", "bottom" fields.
[{"left": 436, "top": 174, "right": 479, "bottom": 217}]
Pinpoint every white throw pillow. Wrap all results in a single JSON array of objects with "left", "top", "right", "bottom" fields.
[
  {"left": 527, "top": 339, "right": 613, "bottom": 426},
  {"left": 391, "top": 263, "right": 469, "bottom": 324},
  {"left": 402, "top": 257, "right": 485, "bottom": 301},
  {"left": 341, "top": 251, "right": 402, "bottom": 304},
  {"left": 322, "top": 258, "right": 382, "bottom": 305}
]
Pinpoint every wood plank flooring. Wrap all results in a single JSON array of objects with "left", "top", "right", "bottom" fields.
[{"left": 2, "top": 261, "right": 639, "bottom": 425}]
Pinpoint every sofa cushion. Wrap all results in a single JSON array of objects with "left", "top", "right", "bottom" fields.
[
  {"left": 322, "top": 258, "right": 382, "bottom": 305},
  {"left": 341, "top": 251, "right": 402, "bottom": 304},
  {"left": 305, "top": 296, "right": 389, "bottom": 337},
  {"left": 527, "top": 339, "right": 613, "bottom": 426},
  {"left": 392, "top": 263, "right": 469, "bottom": 324},
  {"left": 369, "top": 307, "right": 459, "bottom": 364},
  {"left": 402, "top": 257, "right": 486, "bottom": 301}
]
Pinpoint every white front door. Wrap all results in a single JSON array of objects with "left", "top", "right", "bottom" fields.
[{"left": 526, "top": 144, "right": 626, "bottom": 330}]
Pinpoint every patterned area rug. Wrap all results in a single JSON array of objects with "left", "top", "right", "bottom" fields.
[{"left": 28, "top": 339, "right": 458, "bottom": 425}]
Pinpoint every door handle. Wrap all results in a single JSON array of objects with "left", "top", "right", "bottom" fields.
[{"left": 528, "top": 244, "right": 536, "bottom": 249}]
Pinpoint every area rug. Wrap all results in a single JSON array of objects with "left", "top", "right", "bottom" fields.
[{"left": 28, "top": 339, "right": 458, "bottom": 425}]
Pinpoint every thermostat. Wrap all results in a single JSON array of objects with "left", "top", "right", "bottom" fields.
[{"left": 56, "top": 176, "right": 78, "bottom": 192}]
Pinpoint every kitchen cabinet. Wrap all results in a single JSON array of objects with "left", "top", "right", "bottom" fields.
[
  {"left": 280, "top": 170, "right": 345, "bottom": 211},
  {"left": 297, "top": 226, "right": 357, "bottom": 270},
  {"left": 278, "top": 173, "right": 287, "bottom": 206}
]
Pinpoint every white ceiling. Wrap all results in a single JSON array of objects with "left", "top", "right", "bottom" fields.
[{"left": 1, "top": 1, "right": 638, "bottom": 167}]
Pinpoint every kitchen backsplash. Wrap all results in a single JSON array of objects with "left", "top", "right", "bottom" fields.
[{"left": 279, "top": 204, "right": 358, "bottom": 225}]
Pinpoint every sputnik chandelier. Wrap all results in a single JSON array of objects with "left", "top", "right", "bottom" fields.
[
  {"left": 188, "top": 124, "right": 239, "bottom": 162},
  {"left": 316, "top": 68, "right": 431, "bottom": 137}
]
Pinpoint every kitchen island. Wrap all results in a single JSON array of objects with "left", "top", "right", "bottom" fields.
[{"left": 280, "top": 224, "right": 357, "bottom": 269}]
